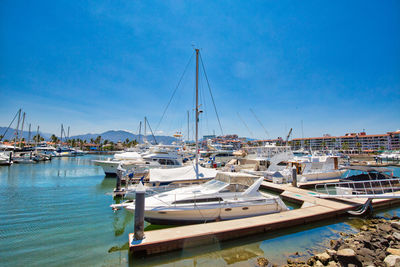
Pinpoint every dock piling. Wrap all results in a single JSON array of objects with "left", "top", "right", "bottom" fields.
[
  {"left": 292, "top": 167, "right": 297, "bottom": 187},
  {"left": 116, "top": 164, "right": 123, "bottom": 191},
  {"left": 134, "top": 182, "right": 145, "bottom": 240}
]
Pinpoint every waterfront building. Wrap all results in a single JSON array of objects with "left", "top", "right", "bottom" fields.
[
  {"left": 201, "top": 134, "right": 244, "bottom": 150},
  {"left": 291, "top": 130, "right": 400, "bottom": 152}
]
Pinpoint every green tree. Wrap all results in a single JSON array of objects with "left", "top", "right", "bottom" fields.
[
  {"left": 50, "top": 134, "right": 58, "bottom": 144},
  {"left": 95, "top": 136, "right": 102, "bottom": 144}
]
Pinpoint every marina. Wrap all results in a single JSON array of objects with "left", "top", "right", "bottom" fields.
[
  {"left": 1, "top": 1, "right": 400, "bottom": 266},
  {"left": 1, "top": 155, "right": 400, "bottom": 266}
]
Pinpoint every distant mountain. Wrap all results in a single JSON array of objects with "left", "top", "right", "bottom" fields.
[{"left": 0, "top": 127, "right": 178, "bottom": 145}]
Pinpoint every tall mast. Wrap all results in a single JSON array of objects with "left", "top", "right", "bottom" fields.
[
  {"left": 19, "top": 112, "right": 26, "bottom": 148},
  {"left": 28, "top": 123, "right": 31, "bottom": 146},
  {"left": 14, "top": 109, "right": 21, "bottom": 150},
  {"left": 138, "top": 121, "right": 142, "bottom": 144},
  {"left": 195, "top": 49, "right": 199, "bottom": 179},
  {"left": 144, "top": 117, "right": 147, "bottom": 143},
  {"left": 60, "top": 124, "right": 63, "bottom": 146},
  {"left": 187, "top": 110, "right": 190, "bottom": 143},
  {"left": 67, "top": 126, "right": 70, "bottom": 145},
  {"left": 36, "top": 126, "right": 39, "bottom": 147}
]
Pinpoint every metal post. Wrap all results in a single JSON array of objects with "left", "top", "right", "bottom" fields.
[
  {"left": 14, "top": 110, "right": 21, "bottom": 150},
  {"left": 116, "top": 165, "right": 123, "bottom": 191},
  {"left": 19, "top": 112, "right": 25, "bottom": 148},
  {"left": 134, "top": 182, "right": 145, "bottom": 240},
  {"left": 292, "top": 167, "right": 297, "bottom": 187}
]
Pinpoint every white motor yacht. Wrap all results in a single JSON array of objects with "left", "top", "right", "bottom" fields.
[
  {"left": 121, "top": 164, "right": 218, "bottom": 198},
  {"left": 13, "top": 152, "right": 37, "bottom": 164},
  {"left": 377, "top": 151, "right": 400, "bottom": 161},
  {"left": 93, "top": 151, "right": 147, "bottom": 176},
  {"left": 200, "top": 141, "right": 235, "bottom": 166},
  {"left": 265, "top": 155, "right": 346, "bottom": 183},
  {"left": 0, "top": 151, "right": 13, "bottom": 166},
  {"left": 122, "top": 172, "right": 288, "bottom": 225},
  {"left": 94, "top": 145, "right": 184, "bottom": 176}
]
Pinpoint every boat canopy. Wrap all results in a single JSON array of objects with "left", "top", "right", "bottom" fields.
[
  {"left": 215, "top": 172, "right": 259, "bottom": 187},
  {"left": 114, "top": 152, "right": 142, "bottom": 160},
  {"left": 342, "top": 166, "right": 393, "bottom": 173},
  {"left": 149, "top": 164, "right": 218, "bottom": 182}
]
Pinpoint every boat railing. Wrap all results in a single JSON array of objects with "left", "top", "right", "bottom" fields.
[{"left": 315, "top": 178, "right": 400, "bottom": 199}]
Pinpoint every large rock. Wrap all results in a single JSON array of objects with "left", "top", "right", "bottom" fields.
[
  {"left": 384, "top": 255, "right": 400, "bottom": 267},
  {"left": 326, "top": 249, "right": 337, "bottom": 257},
  {"left": 256, "top": 257, "right": 270, "bottom": 267},
  {"left": 315, "top": 252, "right": 331, "bottom": 264},
  {"left": 393, "top": 232, "right": 400, "bottom": 241},
  {"left": 337, "top": 249, "right": 362, "bottom": 267},
  {"left": 314, "top": 260, "right": 324, "bottom": 267},
  {"left": 388, "top": 248, "right": 400, "bottom": 256},
  {"left": 356, "top": 247, "right": 376, "bottom": 265},
  {"left": 392, "top": 221, "right": 400, "bottom": 231},
  {"left": 380, "top": 224, "right": 393, "bottom": 233}
]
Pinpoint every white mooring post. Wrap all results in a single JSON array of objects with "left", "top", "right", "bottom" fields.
[
  {"left": 292, "top": 167, "right": 297, "bottom": 187},
  {"left": 134, "top": 182, "right": 145, "bottom": 240}
]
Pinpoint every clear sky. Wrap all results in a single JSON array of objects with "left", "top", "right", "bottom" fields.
[{"left": 1, "top": 0, "right": 399, "bottom": 139}]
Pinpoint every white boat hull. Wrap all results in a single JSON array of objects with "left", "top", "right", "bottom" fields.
[
  {"left": 126, "top": 199, "right": 286, "bottom": 225},
  {"left": 93, "top": 160, "right": 148, "bottom": 176},
  {"left": 300, "top": 169, "right": 346, "bottom": 182}
]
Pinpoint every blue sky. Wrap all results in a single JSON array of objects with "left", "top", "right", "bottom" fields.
[{"left": 1, "top": 0, "right": 399, "bottom": 139}]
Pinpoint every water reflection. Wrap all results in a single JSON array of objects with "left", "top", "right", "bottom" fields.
[{"left": 113, "top": 211, "right": 133, "bottom": 237}]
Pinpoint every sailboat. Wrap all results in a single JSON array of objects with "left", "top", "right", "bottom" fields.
[
  {"left": 114, "top": 50, "right": 288, "bottom": 224},
  {"left": 117, "top": 49, "right": 217, "bottom": 196}
]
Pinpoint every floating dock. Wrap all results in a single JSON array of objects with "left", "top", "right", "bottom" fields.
[{"left": 129, "top": 181, "right": 400, "bottom": 256}]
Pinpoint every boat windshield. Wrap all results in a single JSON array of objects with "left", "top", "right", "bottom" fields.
[{"left": 202, "top": 179, "right": 228, "bottom": 190}]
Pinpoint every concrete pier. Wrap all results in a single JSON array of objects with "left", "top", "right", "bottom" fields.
[{"left": 129, "top": 181, "right": 400, "bottom": 256}]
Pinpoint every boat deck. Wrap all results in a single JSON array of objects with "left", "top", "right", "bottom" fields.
[{"left": 129, "top": 181, "right": 400, "bottom": 256}]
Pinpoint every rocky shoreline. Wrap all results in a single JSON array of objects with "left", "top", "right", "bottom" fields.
[{"left": 257, "top": 216, "right": 400, "bottom": 267}]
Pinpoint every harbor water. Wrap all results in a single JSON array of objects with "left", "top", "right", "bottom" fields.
[{"left": 1, "top": 155, "right": 399, "bottom": 266}]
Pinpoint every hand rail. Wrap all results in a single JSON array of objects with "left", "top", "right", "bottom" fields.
[{"left": 315, "top": 178, "right": 400, "bottom": 199}]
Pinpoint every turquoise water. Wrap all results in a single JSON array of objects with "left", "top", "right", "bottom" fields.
[{"left": 0, "top": 156, "right": 399, "bottom": 266}]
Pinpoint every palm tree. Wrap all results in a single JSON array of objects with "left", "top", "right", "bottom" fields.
[
  {"left": 95, "top": 136, "right": 101, "bottom": 144},
  {"left": 50, "top": 134, "right": 58, "bottom": 144}
]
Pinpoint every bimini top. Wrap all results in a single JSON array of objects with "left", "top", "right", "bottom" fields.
[
  {"left": 149, "top": 164, "right": 218, "bottom": 182},
  {"left": 215, "top": 172, "right": 259, "bottom": 187},
  {"left": 342, "top": 166, "right": 393, "bottom": 173}
]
